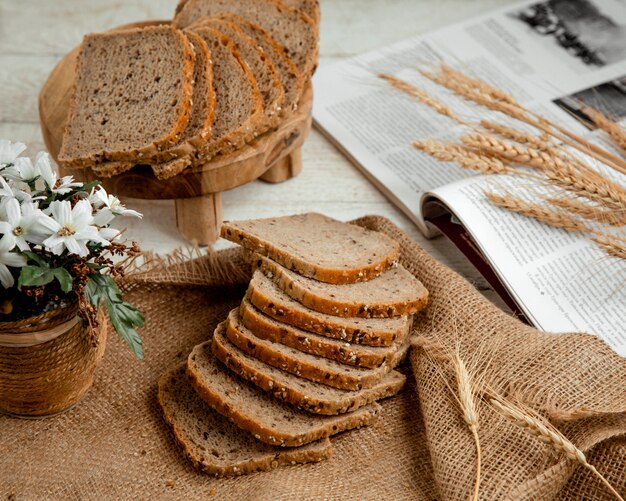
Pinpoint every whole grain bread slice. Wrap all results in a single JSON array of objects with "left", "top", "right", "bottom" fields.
[
  {"left": 187, "top": 331, "right": 381, "bottom": 447},
  {"left": 58, "top": 26, "right": 195, "bottom": 169},
  {"left": 226, "top": 309, "right": 411, "bottom": 391},
  {"left": 173, "top": 0, "right": 318, "bottom": 76},
  {"left": 215, "top": 13, "right": 304, "bottom": 113},
  {"left": 213, "top": 324, "right": 406, "bottom": 415},
  {"left": 149, "top": 30, "right": 216, "bottom": 164},
  {"left": 240, "top": 297, "right": 404, "bottom": 368},
  {"left": 253, "top": 254, "right": 428, "bottom": 318},
  {"left": 158, "top": 363, "right": 332, "bottom": 476},
  {"left": 192, "top": 18, "right": 284, "bottom": 131},
  {"left": 282, "top": 0, "right": 320, "bottom": 24},
  {"left": 247, "top": 270, "right": 412, "bottom": 346},
  {"left": 221, "top": 213, "right": 401, "bottom": 284},
  {"left": 151, "top": 26, "right": 264, "bottom": 179}
]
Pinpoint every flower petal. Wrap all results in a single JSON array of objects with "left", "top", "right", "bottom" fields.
[{"left": 0, "top": 263, "right": 14, "bottom": 288}]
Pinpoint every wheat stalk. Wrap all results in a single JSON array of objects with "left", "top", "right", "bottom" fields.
[
  {"left": 379, "top": 73, "right": 464, "bottom": 124},
  {"left": 454, "top": 353, "right": 481, "bottom": 501},
  {"left": 414, "top": 139, "right": 514, "bottom": 175},
  {"left": 592, "top": 237, "right": 626, "bottom": 260},
  {"left": 546, "top": 196, "right": 626, "bottom": 227},
  {"left": 479, "top": 120, "right": 551, "bottom": 151},
  {"left": 583, "top": 107, "right": 626, "bottom": 152},
  {"left": 424, "top": 65, "right": 626, "bottom": 176},
  {"left": 491, "top": 398, "right": 624, "bottom": 501}
]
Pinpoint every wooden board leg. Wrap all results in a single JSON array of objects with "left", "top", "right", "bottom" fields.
[
  {"left": 175, "top": 193, "right": 223, "bottom": 246},
  {"left": 259, "top": 148, "right": 303, "bottom": 184}
]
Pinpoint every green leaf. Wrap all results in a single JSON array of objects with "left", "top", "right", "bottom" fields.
[
  {"left": 52, "top": 268, "right": 73, "bottom": 293},
  {"left": 22, "top": 251, "right": 48, "bottom": 267},
  {"left": 18, "top": 265, "right": 55, "bottom": 288},
  {"left": 84, "top": 272, "right": 144, "bottom": 359}
]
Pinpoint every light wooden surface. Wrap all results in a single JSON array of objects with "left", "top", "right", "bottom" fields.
[{"left": 0, "top": 0, "right": 517, "bottom": 308}]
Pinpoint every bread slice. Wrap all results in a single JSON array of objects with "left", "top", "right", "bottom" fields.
[
  {"left": 193, "top": 18, "right": 284, "bottom": 130},
  {"left": 254, "top": 255, "right": 428, "bottom": 318},
  {"left": 213, "top": 324, "right": 406, "bottom": 415},
  {"left": 151, "top": 26, "right": 264, "bottom": 179},
  {"left": 225, "top": 308, "right": 411, "bottom": 390},
  {"left": 58, "top": 26, "right": 195, "bottom": 169},
  {"left": 149, "top": 30, "right": 216, "bottom": 165},
  {"left": 215, "top": 13, "right": 304, "bottom": 113},
  {"left": 282, "top": 0, "right": 320, "bottom": 24},
  {"left": 247, "top": 270, "right": 412, "bottom": 347},
  {"left": 173, "top": 0, "right": 318, "bottom": 76},
  {"left": 221, "top": 213, "right": 401, "bottom": 284},
  {"left": 240, "top": 297, "right": 404, "bottom": 368},
  {"left": 187, "top": 333, "right": 382, "bottom": 447},
  {"left": 158, "top": 363, "right": 332, "bottom": 476}
]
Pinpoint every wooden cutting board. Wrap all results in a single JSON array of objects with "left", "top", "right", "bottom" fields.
[{"left": 38, "top": 20, "right": 312, "bottom": 245}]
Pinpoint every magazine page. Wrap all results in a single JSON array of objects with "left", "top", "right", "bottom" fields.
[
  {"left": 313, "top": 0, "right": 626, "bottom": 237},
  {"left": 423, "top": 174, "right": 626, "bottom": 357}
]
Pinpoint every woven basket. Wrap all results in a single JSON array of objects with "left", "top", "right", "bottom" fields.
[{"left": 0, "top": 304, "right": 107, "bottom": 417}]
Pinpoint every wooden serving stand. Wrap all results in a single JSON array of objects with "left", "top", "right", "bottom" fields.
[{"left": 38, "top": 21, "right": 312, "bottom": 245}]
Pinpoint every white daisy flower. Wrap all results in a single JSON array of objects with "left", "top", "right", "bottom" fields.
[
  {"left": 90, "top": 186, "right": 142, "bottom": 226},
  {"left": 0, "top": 199, "right": 51, "bottom": 251},
  {"left": 37, "top": 152, "right": 81, "bottom": 195},
  {"left": 2, "top": 157, "right": 40, "bottom": 183},
  {"left": 0, "top": 234, "right": 26, "bottom": 288},
  {"left": 40, "top": 200, "right": 109, "bottom": 257},
  {"left": 0, "top": 139, "right": 27, "bottom": 166}
]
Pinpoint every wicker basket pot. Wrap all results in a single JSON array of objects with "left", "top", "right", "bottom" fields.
[{"left": 0, "top": 304, "right": 107, "bottom": 417}]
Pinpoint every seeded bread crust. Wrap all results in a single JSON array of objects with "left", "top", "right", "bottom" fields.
[
  {"left": 215, "top": 13, "right": 304, "bottom": 113},
  {"left": 221, "top": 213, "right": 401, "bottom": 284},
  {"left": 173, "top": 0, "right": 318, "bottom": 76},
  {"left": 247, "top": 270, "right": 411, "bottom": 346},
  {"left": 186, "top": 330, "right": 382, "bottom": 447},
  {"left": 158, "top": 363, "right": 332, "bottom": 476},
  {"left": 240, "top": 298, "right": 404, "bottom": 368},
  {"left": 58, "top": 26, "right": 196, "bottom": 169},
  {"left": 253, "top": 254, "right": 429, "bottom": 318},
  {"left": 192, "top": 18, "right": 284, "bottom": 130},
  {"left": 212, "top": 326, "right": 406, "bottom": 415},
  {"left": 226, "top": 309, "right": 411, "bottom": 391}
]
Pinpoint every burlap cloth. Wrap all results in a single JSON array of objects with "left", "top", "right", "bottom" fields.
[{"left": 1, "top": 216, "right": 624, "bottom": 500}]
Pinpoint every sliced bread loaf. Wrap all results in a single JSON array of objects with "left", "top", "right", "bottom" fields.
[
  {"left": 225, "top": 308, "right": 411, "bottom": 390},
  {"left": 193, "top": 18, "right": 285, "bottom": 130},
  {"left": 187, "top": 333, "right": 381, "bottom": 447},
  {"left": 282, "top": 0, "right": 320, "bottom": 24},
  {"left": 213, "top": 323, "right": 406, "bottom": 415},
  {"left": 158, "top": 363, "right": 332, "bottom": 476},
  {"left": 215, "top": 13, "right": 304, "bottom": 113},
  {"left": 254, "top": 255, "right": 428, "bottom": 318},
  {"left": 247, "top": 270, "right": 411, "bottom": 346},
  {"left": 58, "top": 26, "right": 195, "bottom": 168},
  {"left": 173, "top": 0, "right": 318, "bottom": 76},
  {"left": 240, "top": 297, "right": 404, "bottom": 368},
  {"left": 221, "top": 213, "right": 401, "bottom": 284}
]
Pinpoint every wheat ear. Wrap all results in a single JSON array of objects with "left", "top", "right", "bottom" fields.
[
  {"left": 491, "top": 398, "right": 624, "bottom": 501},
  {"left": 583, "top": 107, "right": 626, "bottom": 152},
  {"left": 414, "top": 139, "right": 514, "bottom": 175},
  {"left": 592, "top": 237, "right": 626, "bottom": 260},
  {"left": 545, "top": 196, "right": 626, "bottom": 227},
  {"left": 479, "top": 120, "right": 552, "bottom": 151},
  {"left": 453, "top": 354, "right": 481, "bottom": 501},
  {"left": 379, "top": 73, "right": 464, "bottom": 123}
]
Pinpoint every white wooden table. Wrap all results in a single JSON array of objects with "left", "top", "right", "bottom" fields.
[{"left": 0, "top": 0, "right": 517, "bottom": 308}]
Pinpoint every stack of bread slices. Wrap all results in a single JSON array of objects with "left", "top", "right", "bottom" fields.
[
  {"left": 57, "top": 0, "right": 319, "bottom": 180},
  {"left": 158, "top": 213, "right": 429, "bottom": 476}
]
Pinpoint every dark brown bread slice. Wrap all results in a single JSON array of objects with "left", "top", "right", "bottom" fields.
[
  {"left": 226, "top": 309, "right": 411, "bottom": 390},
  {"left": 187, "top": 332, "right": 381, "bottom": 447},
  {"left": 247, "top": 270, "right": 412, "bottom": 347},
  {"left": 254, "top": 255, "right": 429, "bottom": 318},
  {"left": 240, "top": 297, "right": 404, "bottom": 368},
  {"left": 215, "top": 13, "right": 304, "bottom": 113},
  {"left": 221, "top": 213, "right": 401, "bottom": 284},
  {"left": 58, "top": 26, "right": 195, "bottom": 168},
  {"left": 213, "top": 324, "right": 406, "bottom": 415},
  {"left": 158, "top": 363, "right": 332, "bottom": 476},
  {"left": 149, "top": 30, "right": 216, "bottom": 164},
  {"left": 173, "top": 0, "right": 318, "bottom": 76}
]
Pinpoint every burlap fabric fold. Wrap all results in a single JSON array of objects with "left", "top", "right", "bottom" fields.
[{"left": 0, "top": 216, "right": 623, "bottom": 500}]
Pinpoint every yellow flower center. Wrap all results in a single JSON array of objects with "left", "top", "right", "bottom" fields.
[
  {"left": 12, "top": 226, "right": 24, "bottom": 236},
  {"left": 58, "top": 226, "right": 75, "bottom": 237}
]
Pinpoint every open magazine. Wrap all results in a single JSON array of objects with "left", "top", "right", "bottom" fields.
[{"left": 313, "top": 0, "right": 626, "bottom": 356}]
